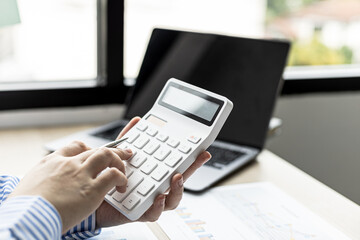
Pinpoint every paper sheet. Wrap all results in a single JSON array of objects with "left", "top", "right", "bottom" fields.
[
  {"left": 158, "top": 182, "right": 351, "bottom": 240},
  {"left": 89, "top": 222, "right": 157, "bottom": 240}
]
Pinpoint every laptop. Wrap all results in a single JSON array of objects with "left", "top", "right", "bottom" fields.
[{"left": 46, "top": 28, "right": 290, "bottom": 192}]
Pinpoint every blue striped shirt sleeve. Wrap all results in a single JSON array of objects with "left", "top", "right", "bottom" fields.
[
  {"left": 0, "top": 195, "right": 62, "bottom": 239},
  {"left": 0, "top": 175, "right": 20, "bottom": 203},
  {"left": 0, "top": 175, "right": 101, "bottom": 239},
  {"left": 62, "top": 212, "right": 101, "bottom": 240}
]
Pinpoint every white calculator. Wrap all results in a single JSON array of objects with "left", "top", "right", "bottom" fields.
[{"left": 105, "top": 78, "right": 233, "bottom": 220}]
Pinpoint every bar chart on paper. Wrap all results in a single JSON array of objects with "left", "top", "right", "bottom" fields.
[{"left": 158, "top": 182, "right": 351, "bottom": 240}]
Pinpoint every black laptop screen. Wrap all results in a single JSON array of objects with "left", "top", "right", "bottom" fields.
[{"left": 126, "top": 29, "right": 289, "bottom": 149}]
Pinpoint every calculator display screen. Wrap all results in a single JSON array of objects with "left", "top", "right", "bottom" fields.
[{"left": 159, "top": 82, "right": 224, "bottom": 126}]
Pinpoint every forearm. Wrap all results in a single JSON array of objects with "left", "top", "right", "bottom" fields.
[
  {"left": 1, "top": 175, "right": 101, "bottom": 239},
  {"left": 0, "top": 175, "right": 20, "bottom": 203},
  {"left": 0, "top": 195, "right": 62, "bottom": 239}
]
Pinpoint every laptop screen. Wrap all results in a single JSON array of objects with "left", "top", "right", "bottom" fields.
[{"left": 125, "top": 28, "right": 289, "bottom": 149}]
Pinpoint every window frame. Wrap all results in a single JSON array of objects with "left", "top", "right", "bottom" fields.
[
  {"left": 282, "top": 68, "right": 360, "bottom": 95},
  {"left": 0, "top": 0, "right": 128, "bottom": 111}
]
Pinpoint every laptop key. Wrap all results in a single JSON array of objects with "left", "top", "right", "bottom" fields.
[{"left": 205, "top": 145, "right": 245, "bottom": 167}]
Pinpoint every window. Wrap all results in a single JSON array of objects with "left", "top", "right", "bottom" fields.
[
  {"left": 266, "top": 0, "right": 360, "bottom": 83},
  {"left": 124, "top": 0, "right": 360, "bottom": 94},
  {"left": 0, "top": 0, "right": 126, "bottom": 110},
  {"left": 0, "top": 0, "right": 97, "bottom": 84}
]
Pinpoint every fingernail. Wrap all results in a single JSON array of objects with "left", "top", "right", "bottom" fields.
[
  {"left": 178, "top": 177, "right": 183, "bottom": 187},
  {"left": 125, "top": 148, "right": 132, "bottom": 154}
]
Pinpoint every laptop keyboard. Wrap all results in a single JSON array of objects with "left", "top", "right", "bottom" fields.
[{"left": 205, "top": 145, "right": 245, "bottom": 169}]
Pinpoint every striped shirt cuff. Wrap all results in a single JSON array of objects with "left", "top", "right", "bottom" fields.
[
  {"left": 0, "top": 175, "right": 20, "bottom": 204},
  {"left": 0, "top": 196, "right": 62, "bottom": 239},
  {"left": 62, "top": 212, "right": 101, "bottom": 240}
]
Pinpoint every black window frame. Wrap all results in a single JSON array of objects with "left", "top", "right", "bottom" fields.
[
  {"left": 0, "top": 0, "right": 128, "bottom": 111},
  {"left": 282, "top": 75, "right": 360, "bottom": 95}
]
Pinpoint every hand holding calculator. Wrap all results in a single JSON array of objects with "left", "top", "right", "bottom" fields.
[{"left": 105, "top": 78, "right": 233, "bottom": 220}]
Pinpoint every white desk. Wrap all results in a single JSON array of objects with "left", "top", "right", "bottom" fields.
[{"left": 1, "top": 125, "right": 359, "bottom": 239}]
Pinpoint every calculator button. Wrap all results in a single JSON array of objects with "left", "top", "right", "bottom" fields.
[
  {"left": 156, "top": 133, "right": 168, "bottom": 142},
  {"left": 117, "top": 142, "right": 129, "bottom": 149},
  {"left": 107, "top": 187, "right": 116, "bottom": 196},
  {"left": 151, "top": 167, "right": 169, "bottom": 182},
  {"left": 118, "top": 144, "right": 138, "bottom": 156},
  {"left": 178, "top": 144, "right": 192, "bottom": 154},
  {"left": 126, "top": 146, "right": 138, "bottom": 157},
  {"left": 154, "top": 147, "right": 171, "bottom": 161},
  {"left": 167, "top": 138, "right": 180, "bottom": 148},
  {"left": 129, "top": 154, "right": 147, "bottom": 168},
  {"left": 187, "top": 135, "right": 201, "bottom": 144},
  {"left": 122, "top": 193, "right": 141, "bottom": 210},
  {"left": 126, "top": 132, "right": 140, "bottom": 143},
  {"left": 137, "top": 180, "right": 155, "bottom": 196},
  {"left": 125, "top": 164, "right": 134, "bottom": 178},
  {"left": 143, "top": 141, "right": 160, "bottom": 155},
  {"left": 146, "top": 127, "right": 158, "bottom": 137},
  {"left": 165, "top": 153, "right": 183, "bottom": 167},
  {"left": 140, "top": 161, "right": 158, "bottom": 175},
  {"left": 112, "top": 173, "right": 143, "bottom": 202},
  {"left": 136, "top": 122, "right": 148, "bottom": 132},
  {"left": 134, "top": 137, "right": 150, "bottom": 149}
]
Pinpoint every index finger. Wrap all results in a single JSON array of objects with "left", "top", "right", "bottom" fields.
[{"left": 117, "top": 117, "right": 141, "bottom": 139}]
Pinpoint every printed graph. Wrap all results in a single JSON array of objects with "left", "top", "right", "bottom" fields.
[
  {"left": 173, "top": 206, "right": 215, "bottom": 239},
  {"left": 159, "top": 183, "right": 350, "bottom": 240},
  {"left": 212, "top": 186, "right": 321, "bottom": 240}
]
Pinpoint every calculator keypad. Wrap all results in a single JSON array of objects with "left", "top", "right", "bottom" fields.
[{"left": 107, "top": 121, "right": 200, "bottom": 215}]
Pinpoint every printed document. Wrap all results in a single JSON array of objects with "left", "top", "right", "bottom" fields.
[{"left": 158, "top": 182, "right": 350, "bottom": 240}]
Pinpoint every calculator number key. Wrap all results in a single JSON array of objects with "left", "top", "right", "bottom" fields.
[
  {"left": 146, "top": 127, "right": 158, "bottom": 137},
  {"left": 112, "top": 173, "right": 143, "bottom": 202},
  {"left": 154, "top": 147, "right": 171, "bottom": 161},
  {"left": 137, "top": 180, "right": 155, "bottom": 196},
  {"left": 165, "top": 153, "right": 183, "bottom": 167},
  {"left": 134, "top": 137, "right": 150, "bottom": 149},
  {"left": 167, "top": 138, "right": 180, "bottom": 148},
  {"left": 122, "top": 193, "right": 141, "bottom": 210},
  {"left": 156, "top": 133, "right": 168, "bottom": 142},
  {"left": 140, "top": 160, "right": 158, "bottom": 175},
  {"left": 136, "top": 122, "right": 148, "bottom": 132},
  {"left": 151, "top": 166, "right": 169, "bottom": 182},
  {"left": 178, "top": 144, "right": 192, "bottom": 154},
  {"left": 143, "top": 141, "right": 160, "bottom": 155}
]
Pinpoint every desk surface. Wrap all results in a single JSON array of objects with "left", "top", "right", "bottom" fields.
[{"left": 1, "top": 125, "right": 359, "bottom": 239}]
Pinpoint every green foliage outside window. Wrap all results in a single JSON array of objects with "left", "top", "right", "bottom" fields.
[
  {"left": 267, "top": 0, "right": 354, "bottom": 66},
  {"left": 288, "top": 35, "right": 353, "bottom": 66}
]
